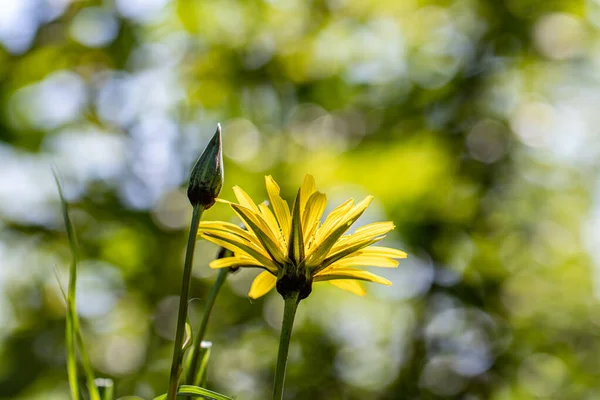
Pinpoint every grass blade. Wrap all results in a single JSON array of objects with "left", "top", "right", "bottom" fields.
[
  {"left": 54, "top": 266, "right": 102, "bottom": 400},
  {"left": 54, "top": 172, "right": 80, "bottom": 400},
  {"left": 54, "top": 170, "right": 101, "bottom": 400},
  {"left": 153, "top": 385, "right": 234, "bottom": 400},
  {"left": 187, "top": 341, "right": 212, "bottom": 387},
  {"left": 197, "top": 342, "right": 212, "bottom": 388},
  {"left": 95, "top": 378, "right": 115, "bottom": 400}
]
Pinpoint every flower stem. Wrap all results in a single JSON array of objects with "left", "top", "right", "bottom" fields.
[
  {"left": 167, "top": 205, "right": 204, "bottom": 400},
  {"left": 185, "top": 267, "right": 229, "bottom": 385},
  {"left": 272, "top": 292, "right": 301, "bottom": 400}
]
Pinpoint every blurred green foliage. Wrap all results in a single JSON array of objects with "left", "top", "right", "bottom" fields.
[{"left": 1, "top": 0, "right": 600, "bottom": 399}]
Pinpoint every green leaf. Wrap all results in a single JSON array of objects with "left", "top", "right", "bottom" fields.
[
  {"left": 197, "top": 344, "right": 211, "bottom": 388},
  {"left": 188, "top": 341, "right": 212, "bottom": 387},
  {"left": 183, "top": 321, "right": 193, "bottom": 352},
  {"left": 153, "top": 385, "right": 234, "bottom": 400}
]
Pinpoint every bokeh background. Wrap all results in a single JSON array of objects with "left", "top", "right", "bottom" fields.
[{"left": 1, "top": 0, "right": 599, "bottom": 399}]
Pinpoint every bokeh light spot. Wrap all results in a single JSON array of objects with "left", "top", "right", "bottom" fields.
[{"left": 70, "top": 7, "right": 119, "bottom": 48}]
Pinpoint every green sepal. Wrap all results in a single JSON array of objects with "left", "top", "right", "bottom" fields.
[{"left": 287, "top": 188, "right": 305, "bottom": 265}]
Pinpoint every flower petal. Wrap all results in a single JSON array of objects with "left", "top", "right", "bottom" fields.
[
  {"left": 328, "top": 280, "right": 366, "bottom": 296},
  {"left": 356, "top": 246, "right": 408, "bottom": 259},
  {"left": 305, "top": 196, "right": 373, "bottom": 268},
  {"left": 215, "top": 198, "right": 234, "bottom": 204},
  {"left": 233, "top": 186, "right": 260, "bottom": 213},
  {"left": 231, "top": 204, "right": 287, "bottom": 264},
  {"left": 314, "top": 199, "right": 354, "bottom": 243},
  {"left": 299, "top": 174, "right": 316, "bottom": 217},
  {"left": 199, "top": 221, "right": 258, "bottom": 245},
  {"left": 331, "top": 222, "right": 395, "bottom": 254},
  {"left": 199, "top": 232, "right": 278, "bottom": 272},
  {"left": 302, "top": 191, "right": 327, "bottom": 245},
  {"left": 314, "top": 268, "right": 392, "bottom": 285},
  {"left": 209, "top": 256, "right": 262, "bottom": 269},
  {"left": 327, "top": 255, "right": 399, "bottom": 269},
  {"left": 248, "top": 271, "right": 277, "bottom": 299},
  {"left": 265, "top": 176, "right": 291, "bottom": 239},
  {"left": 260, "top": 203, "right": 286, "bottom": 247},
  {"left": 317, "top": 238, "right": 380, "bottom": 272}
]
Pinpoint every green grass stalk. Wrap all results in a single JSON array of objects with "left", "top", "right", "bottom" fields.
[
  {"left": 55, "top": 172, "right": 101, "bottom": 400},
  {"left": 185, "top": 267, "right": 228, "bottom": 385},
  {"left": 272, "top": 292, "right": 301, "bottom": 400},
  {"left": 166, "top": 205, "right": 205, "bottom": 400}
]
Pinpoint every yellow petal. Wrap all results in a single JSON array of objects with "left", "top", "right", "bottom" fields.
[
  {"left": 248, "top": 271, "right": 277, "bottom": 299},
  {"left": 306, "top": 196, "right": 373, "bottom": 267},
  {"left": 209, "top": 256, "right": 261, "bottom": 269},
  {"left": 299, "top": 174, "right": 316, "bottom": 217},
  {"left": 357, "top": 246, "right": 407, "bottom": 259},
  {"left": 314, "top": 198, "right": 354, "bottom": 244},
  {"left": 318, "top": 238, "right": 380, "bottom": 272},
  {"left": 199, "top": 221, "right": 257, "bottom": 245},
  {"left": 265, "top": 176, "right": 291, "bottom": 239},
  {"left": 326, "top": 255, "right": 399, "bottom": 269},
  {"left": 260, "top": 203, "right": 286, "bottom": 247},
  {"left": 302, "top": 191, "right": 327, "bottom": 245},
  {"left": 314, "top": 268, "right": 392, "bottom": 286},
  {"left": 337, "top": 221, "right": 395, "bottom": 244},
  {"left": 233, "top": 186, "right": 260, "bottom": 213},
  {"left": 303, "top": 199, "right": 354, "bottom": 264},
  {"left": 330, "top": 221, "right": 395, "bottom": 255},
  {"left": 328, "top": 280, "right": 366, "bottom": 296},
  {"left": 355, "top": 221, "right": 395, "bottom": 235},
  {"left": 318, "top": 196, "right": 373, "bottom": 245},
  {"left": 215, "top": 198, "right": 234, "bottom": 204},
  {"left": 231, "top": 204, "right": 287, "bottom": 264},
  {"left": 198, "top": 227, "right": 263, "bottom": 254},
  {"left": 199, "top": 232, "right": 278, "bottom": 272}
]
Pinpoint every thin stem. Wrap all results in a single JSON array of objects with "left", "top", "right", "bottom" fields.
[
  {"left": 167, "top": 205, "right": 204, "bottom": 400},
  {"left": 272, "top": 292, "right": 301, "bottom": 400},
  {"left": 185, "top": 268, "right": 229, "bottom": 384},
  {"left": 75, "top": 324, "right": 101, "bottom": 400}
]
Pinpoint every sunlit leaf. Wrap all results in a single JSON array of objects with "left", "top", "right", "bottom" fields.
[{"left": 153, "top": 385, "right": 234, "bottom": 400}]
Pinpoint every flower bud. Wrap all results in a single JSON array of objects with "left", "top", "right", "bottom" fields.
[{"left": 187, "top": 124, "right": 224, "bottom": 208}]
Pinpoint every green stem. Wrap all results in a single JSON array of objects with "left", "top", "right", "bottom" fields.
[
  {"left": 75, "top": 323, "right": 101, "bottom": 400},
  {"left": 185, "top": 268, "right": 229, "bottom": 384},
  {"left": 272, "top": 292, "right": 301, "bottom": 400},
  {"left": 56, "top": 173, "right": 80, "bottom": 400},
  {"left": 167, "top": 205, "right": 204, "bottom": 400}
]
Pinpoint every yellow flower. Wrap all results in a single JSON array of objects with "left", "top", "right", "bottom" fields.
[{"left": 198, "top": 175, "right": 407, "bottom": 300}]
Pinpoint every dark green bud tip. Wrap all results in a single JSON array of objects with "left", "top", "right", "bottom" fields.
[{"left": 187, "top": 124, "right": 224, "bottom": 208}]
